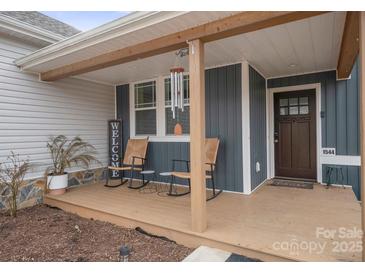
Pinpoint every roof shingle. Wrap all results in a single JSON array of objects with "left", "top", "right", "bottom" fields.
[{"left": 0, "top": 11, "right": 80, "bottom": 37}]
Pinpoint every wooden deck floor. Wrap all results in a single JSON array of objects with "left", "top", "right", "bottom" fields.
[{"left": 44, "top": 181, "right": 362, "bottom": 261}]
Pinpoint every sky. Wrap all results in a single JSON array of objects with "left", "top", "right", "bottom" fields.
[{"left": 41, "top": 11, "right": 130, "bottom": 31}]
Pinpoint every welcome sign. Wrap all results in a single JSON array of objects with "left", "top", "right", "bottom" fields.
[{"left": 108, "top": 119, "right": 123, "bottom": 179}]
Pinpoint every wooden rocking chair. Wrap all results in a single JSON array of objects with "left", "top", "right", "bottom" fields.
[
  {"left": 105, "top": 138, "right": 149, "bottom": 189},
  {"left": 168, "top": 138, "right": 222, "bottom": 201}
]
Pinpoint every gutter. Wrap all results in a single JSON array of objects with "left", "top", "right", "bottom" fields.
[
  {"left": 15, "top": 11, "right": 190, "bottom": 70},
  {"left": 0, "top": 14, "right": 65, "bottom": 44}
]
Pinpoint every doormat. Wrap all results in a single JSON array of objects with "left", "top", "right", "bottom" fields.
[{"left": 270, "top": 179, "right": 314, "bottom": 189}]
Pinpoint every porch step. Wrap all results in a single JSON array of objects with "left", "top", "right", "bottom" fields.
[{"left": 183, "top": 246, "right": 261, "bottom": 262}]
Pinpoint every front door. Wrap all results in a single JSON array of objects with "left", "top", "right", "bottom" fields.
[{"left": 274, "top": 90, "right": 316, "bottom": 180}]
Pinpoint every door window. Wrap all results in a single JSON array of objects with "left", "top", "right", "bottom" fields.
[{"left": 280, "top": 96, "right": 309, "bottom": 116}]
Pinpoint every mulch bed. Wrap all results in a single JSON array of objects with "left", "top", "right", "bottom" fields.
[{"left": 0, "top": 205, "right": 192, "bottom": 262}]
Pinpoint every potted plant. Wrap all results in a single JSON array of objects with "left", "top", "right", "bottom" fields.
[{"left": 46, "top": 135, "right": 99, "bottom": 195}]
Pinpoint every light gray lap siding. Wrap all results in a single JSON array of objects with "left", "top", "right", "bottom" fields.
[
  {"left": 116, "top": 63, "right": 243, "bottom": 192},
  {"left": 0, "top": 37, "right": 115, "bottom": 179}
]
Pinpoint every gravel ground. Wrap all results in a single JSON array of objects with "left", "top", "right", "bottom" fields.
[{"left": 0, "top": 205, "right": 192, "bottom": 262}]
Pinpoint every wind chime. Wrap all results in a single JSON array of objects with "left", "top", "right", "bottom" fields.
[{"left": 170, "top": 48, "right": 188, "bottom": 135}]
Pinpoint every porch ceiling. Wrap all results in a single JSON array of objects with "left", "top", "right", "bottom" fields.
[
  {"left": 81, "top": 11, "right": 346, "bottom": 84},
  {"left": 20, "top": 12, "right": 346, "bottom": 84}
]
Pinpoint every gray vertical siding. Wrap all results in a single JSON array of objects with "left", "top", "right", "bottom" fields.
[
  {"left": 336, "top": 60, "right": 359, "bottom": 155},
  {"left": 116, "top": 84, "right": 130, "bottom": 152},
  {"left": 268, "top": 61, "right": 360, "bottom": 199},
  {"left": 116, "top": 63, "right": 243, "bottom": 192},
  {"left": 268, "top": 70, "right": 336, "bottom": 148},
  {"left": 146, "top": 142, "right": 190, "bottom": 186},
  {"left": 267, "top": 61, "right": 359, "bottom": 155},
  {"left": 249, "top": 66, "right": 267, "bottom": 190},
  {"left": 116, "top": 86, "right": 192, "bottom": 185},
  {"left": 205, "top": 64, "right": 243, "bottom": 192}
]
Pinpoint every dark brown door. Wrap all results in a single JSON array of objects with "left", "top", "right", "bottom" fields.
[{"left": 274, "top": 90, "right": 316, "bottom": 180}]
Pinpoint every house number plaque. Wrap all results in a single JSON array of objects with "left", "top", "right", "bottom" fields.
[{"left": 321, "top": 147, "right": 336, "bottom": 156}]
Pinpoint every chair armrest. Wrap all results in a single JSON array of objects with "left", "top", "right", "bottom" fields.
[
  {"left": 131, "top": 156, "right": 146, "bottom": 168},
  {"left": 205, "top": 162, "right": 215, "bottom": 173},
  {"left": 132, "top": 156, "right": 147, "bottom": 161},
  {"left": 108, "top": 163, "right": 132, "bottom": 168}
]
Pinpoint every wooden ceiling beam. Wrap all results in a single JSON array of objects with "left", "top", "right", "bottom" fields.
[
  {"left": 337, "top": 11, "right": 360, "bottom": 80},
  {"left": 40, "top": 11, "right": 328, "bottom": 81}
]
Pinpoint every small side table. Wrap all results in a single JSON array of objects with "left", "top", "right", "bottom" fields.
[
  {"left": 325, "top": 166, "right": 345, "bottom": 189},
  {"left": 158, "top": 172, "right": 177, "bottom": 196},
  {"left": 138, "top": 170, "right": 157, "bottom": 193}
]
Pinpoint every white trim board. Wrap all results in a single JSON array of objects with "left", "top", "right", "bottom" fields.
[
  {"left": 241, "top": 61, "right": 251, "bottom": 195},
  {"left": 267, "top": 83, "right": 323, "bottom": 182},
  {"left": 265, "top": 78, "right": 271, "bottom": 187},
  {"left": 266, "top": 68, "right": 335, "bottom": 81},
  {"left": 321, "top": 155, "right": 361, "bottom": 166}
]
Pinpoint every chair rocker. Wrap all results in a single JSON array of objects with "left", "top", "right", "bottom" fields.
[
  {"left": 105, "top": 138, "right": 149, "bottom": 189},
  {"left": 168, "top": 138, "right": 222, "bottom": 201}
]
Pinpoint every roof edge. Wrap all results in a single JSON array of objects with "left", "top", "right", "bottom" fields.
[
  {"left": 0, "top": 13, "right": 66, "bottom": 44},
  {"left": 15, "top": 11, "right": 190, "bottom": 69}
]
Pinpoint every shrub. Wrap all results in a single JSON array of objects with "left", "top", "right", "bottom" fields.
[{"left": 0, "top": 152, "right": 30, "bottom": 217}]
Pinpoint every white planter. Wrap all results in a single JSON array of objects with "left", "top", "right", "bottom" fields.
[{"left": 47, "top": 173, "right": 68, "bottom": 195}]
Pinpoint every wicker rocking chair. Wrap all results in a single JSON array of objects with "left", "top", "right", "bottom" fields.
[
  {"left": 168, "top": 138, "right": 222, "bottom": 201},
  {"left": 105, "top": 138, "right": 149, "bottom": 189}
]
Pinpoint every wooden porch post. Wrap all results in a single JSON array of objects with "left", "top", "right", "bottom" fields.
[
  {"left": 360, "top": 11, "right": 365, "bottom": 262},
  {"left": 189, "top": 39, "right": 207, "bottom": 232}
]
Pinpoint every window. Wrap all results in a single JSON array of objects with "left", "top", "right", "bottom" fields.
[
  {"left": 279, "top": 98, "right": 289, "bottom": 115},
  {"left": 164, "top": 75, "right": 190, "bottom": 134},
  {"left": 299, "top": 97, "right": 309, "bottom": 114},
  {"left": 280, "top": 96, "right": 309, "bottom": 116},
  {"left": 134, "top": 81, "right": 156, "bottom": 135},
  {"left": 130, "top": 76, "right": 191, "bottom": 140}
]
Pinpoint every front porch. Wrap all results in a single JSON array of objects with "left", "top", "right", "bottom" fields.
[
  {"left": 14, "top": 11, "right": 365, "bottom": 261},
  {"left": 45, "top": 181, "right": 361, "bottom": 262}
]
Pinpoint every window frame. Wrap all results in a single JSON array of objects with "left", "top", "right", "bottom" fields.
[
  {"left": 130, "top": 78, "right": 158, "bottom": 137},
  {"left": 279, "top": 95, "right": 310, "bottom": 116},
  {"left": 134, "top": 81, "right": 157, "bottom": 110},
  {"left": 129, "top": 75, "right": 190, "bottom": 142}
]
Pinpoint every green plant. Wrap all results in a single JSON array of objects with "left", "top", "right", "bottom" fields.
[
  {"left": 0, "top": 152, "right": 30, "bottom": 217},
  {"left": 46, "top": 135, "right": 99, "bottom": 177}
]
